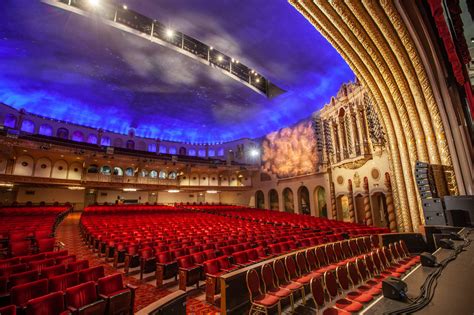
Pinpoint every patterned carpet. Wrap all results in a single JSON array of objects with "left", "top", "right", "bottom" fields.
[{"left": 55, "top": 212, "right": 220, "bottom": 314}]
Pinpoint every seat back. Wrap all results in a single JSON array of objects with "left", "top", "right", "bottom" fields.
[
  {"left": 0, "top": 263, "right": 28, "bottom": 277},
  {"left": 217, "top": 257, "right": 232, "bottom": 269},
  {"left": 10, "top": 241, "right": 30, "bottom": 257},
  {"left": 357, "top": 238, "right": 368, "bottom": 253},
  {"left": 306, "top": 249, "right": 319, "bottom": 270},
  {"left": 25, "top": 291, "right": 65, "bottom": 315},
  {"left": 78, "top": 266, "right": 105, "bottom": 283},
  {"left": 28, "top": 258, "right": 55, "bottom": 273},
  {"left": 97, "top": 273, "right": 124, "bottom": 296},
  {"left": 177, "top": 255, "right": 194, "bottom": 269},
  {"left": 356, "top": 258, "right": 370, "bottom": 280},
  {"left": 68, "top": 260, "right": 89, "bottom": 272},
  {"left": 246, "top": 249, "right": 258, "bottom": 261},
  {"left": 335, "top": 265, "right": 351, "bottom": 290},
  {"left": 156, "top": 251, "right": 172, "bottom": 264},
  {"left": 221, "top": 246, "right": 234, "bottom": 256},
  {"left": 9, "top": 270, "right": 39, "bottom": 287},
  {"left": 45, "top": 250, "right": 68, "bottom": 259},
  {"left": 203, "top": 259, "right": 220, "bottom": 276},
  {"left": 323, "top": 271, "right": 339, "bottom": 299},
  {"left": 48, "top": 271, "right": 79, "bottom": 293},
  {"left": 11, "top": 278, "right": 49, "bottom": 307},
  {"left": 364, "top": 237, "right": 373, "bottom": 252},
  {"left": 55, "top": 255, "right": 76, "bottom": 265},
  {"left": 19, "top": 254, "right": 45, "bottom": 264},
  {"left": 370, "top": 235, "right": 380, "bottom": 248},
  {"left": 341, "top": 240, "right": 352, "bottom": 258},
  {"left": 0, "top": 305, "right": 16, "bottom": 315},
  {"left": 0, "top": 258, "right": 20, "bottom": 269},
  {"left": 347, "top": 262, "right": 362, "bottom": 286},
  {"left": 315, "top": 246, "right": 327, "bottom": 266},
  {"left": 261, "top": 264, "right": 277, "bottom": 292},
  {"left": 65, "top": 281, "right": 98, "bottom": 308},
  {"left": 232, "top": 252, "right": 248, "bottom": 265},
  {"left": 310, "top": 276, "right": 326, "bottom": 309},
  {"left": 203, "top": 250, "right": 216, "bottom": 260},
  {"left": 333, "top": 242, "right": 344, "bottom": 261},
  {"left": 349, "top": 239, "right": 360, "bottom": 256},
  {"left": 37, "top": 238, "right": 55, "bottom": 253},
  {"left": 246, "top": 269, "right": 262, "bottom": 301},
  {"left": 191, "top": 252, "right": 205, "bottom": 265},
  {"left": 296, "top": 252, "right": 309, "bottom": 274},
  {"left": 42, "top": 264, "right": 66, "bottom": 279}
]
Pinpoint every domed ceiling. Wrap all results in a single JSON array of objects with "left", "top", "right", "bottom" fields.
[{"left": 0, "top": 0, "right": 353, "bottom": 143}]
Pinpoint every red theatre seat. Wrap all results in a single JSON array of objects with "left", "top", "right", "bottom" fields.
[
  {"left": 65, "top": 281, "right": 106, "bottom": 315},
  {"left": 0, "top": 305, "right": 16, "bottom": 315},
  {"left": 37, "top": 238, "right": 56, "bottom": 253},
  {"left": 48, "top": 272, "right": 79, "bottom": 293},
  {"left": 97, "top": 273, "right": 136, "bottom": 315},
  {"left": 78, "top": 266, "right": 105, "bottom": 284},
  {"left": 177, "top": 255, "right": 201, "bottom": 291},
  {"left": 25, "top": 291, "right": 69, "bottom": 315},
  {"left": 10, "top": 279, "right": 49, "bottom": 309}
]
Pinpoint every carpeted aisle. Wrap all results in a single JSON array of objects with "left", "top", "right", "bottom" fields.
[{"left": 55, "top": 212, "right": 220, "bottom": 314}]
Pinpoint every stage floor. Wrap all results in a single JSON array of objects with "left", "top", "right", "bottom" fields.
[{"left": 361, "top": 228, "right": 474, "bottom": 315}]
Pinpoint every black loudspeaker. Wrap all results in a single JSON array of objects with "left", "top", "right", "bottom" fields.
[
  {"left": 420, "top": 252, "right": 438, "bottom": 267},
  {"left": 439, "top": 238, "right": 455, "bottom": 249},
  {"left": 382, "top": 277, "right": 408, "bottom": 301}
]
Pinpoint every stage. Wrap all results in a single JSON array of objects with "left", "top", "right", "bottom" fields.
[{"left": 362, "top": 228, "right": 474, "bottom": 315}]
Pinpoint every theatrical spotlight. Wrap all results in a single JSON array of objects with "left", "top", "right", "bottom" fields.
[
  {"left": 249, "top": 148, "right": 260, "bottom": 157},
  {"left": 165, "top": 28, "right": 175, "bottom": 38},
  {"left": 88, "top": 0, "right": 100, "bottom": 7}
]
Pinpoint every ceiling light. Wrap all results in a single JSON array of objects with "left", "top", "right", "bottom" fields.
[
  {"left": 217, "top": 55, "right": 223, "bottom": 62},
  {"left": 123, "top": 4, "right": 128, "bottom": 10},
  {"left": 0, "top": 183, "right": 14, "bottom": 187},
  {"left": 165, "top": 28, "right": 174, "bottom": 38},
  {"left": 123, "top": 188, "right": 137, "bottom": 192},
  {"left": 249, "top": 148, "right": 260, "bottom": 157},
  {"left": 206, "top": 190, "right": 218, "bottom": 194},
  {"left": 88, "top": 0, "right": 100, "bottom": 7},
  {"left": 168, "top": 189, "right": 180, "bottom": 193},
  {"left": 68, "top": 186, "right": 85, "bottom": 190},
  {"left": 256, "top": 78, "right": 260, "bottom": 83},
  {"left": 209, "top": 46, "right": 213, "bottom": 50}
]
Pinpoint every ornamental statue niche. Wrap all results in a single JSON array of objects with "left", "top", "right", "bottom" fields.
[{"left": 353, "top": 172, "right": 361, "bottom": 188}]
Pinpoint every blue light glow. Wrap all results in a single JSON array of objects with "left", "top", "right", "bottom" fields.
[{"left": 0, "top": 0, "right": 353, "bottom": 143}]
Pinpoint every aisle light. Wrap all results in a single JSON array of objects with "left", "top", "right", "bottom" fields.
[
  {"left": 123, "top": 188, "right": 137, "bottom": 192},
  {"left": 168, "top": 189, "right": 180, "bottom": 193}
]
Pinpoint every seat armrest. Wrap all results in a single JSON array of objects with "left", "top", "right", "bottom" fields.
[
  {"left": 126, "top": 283, "right": 138, "bottom": 291},
  {"left": 179, "top": 265, "right": 200, "bottom": 272},
  {"left": 67, "top": 306, "right": 78, "bottom": 313},
  {"left": 98, "top": 293, "right": 110, "bottom": 300},
  {"left": 78, "top": 299, "right": 106, "bottom": 312}
]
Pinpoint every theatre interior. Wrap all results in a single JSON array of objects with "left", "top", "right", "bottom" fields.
[{"left": 0, "top": 0, "right": 473, "bottom": 314}]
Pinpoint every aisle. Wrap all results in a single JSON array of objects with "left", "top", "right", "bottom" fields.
[{"left": 55, "top": 212, "right": 219, "bottom": 314}]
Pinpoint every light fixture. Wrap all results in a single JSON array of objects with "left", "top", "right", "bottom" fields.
[
  {"left": 123, "top": 4, "right": 128, "bottom": 9},
  {"left": 217, "top": 55, "right": 223, "bottom": 62},
  {"left": 167, "top": 189, "right": 180, "bottom": 193},
  {"left": 165, "top": 28, "right": 174, "bottom": 38},
  {"left": 88, "top": 0, "right": 100, "bottom": 7},
  {"left": 68, "top": 186, "right": 85, "bottom": 190},
  {"left": 206, "top": 190, "right": 218, "bottom": 194},
  {"left": 256, "top": 78, "right": 260, "bottom": 83},
  {"left": 209, "top": 46, "right": 213, "bottom": 50},
  {"left": 123, "top": 188, "right": 137, "bottom": 192},
  {"left": 0, "top": 183, "right": 14, "bottom": 187},
  {"left": 249, "top": 148, "right": 260, "bottom": 157}
]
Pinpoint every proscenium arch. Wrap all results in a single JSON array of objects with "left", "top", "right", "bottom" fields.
[{"left": 289, "top": 0, "right": 460, "bottom": 232}]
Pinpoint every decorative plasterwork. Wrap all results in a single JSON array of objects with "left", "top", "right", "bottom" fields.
[{"left": 290, "top": 0, "right": 457, "bottom": 232}]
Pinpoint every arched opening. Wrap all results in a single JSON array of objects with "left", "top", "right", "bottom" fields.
[
  {"left": 125, "top": 167, "right": 134, "bottom": 176},
  {"left": 159, "top": 170, "right": 167, "bottom": 179},
  {"left": 297, "top": 186, "right": 310, "bottom": 215},
  {"left": 314, "top": 186, "right": 327, "bottom": 218},
  {"left": 34, "top": 157, "right": 52, "bottom": 177},
  {"left": 126, "top": 140, "right": 135, "bottom": 150},
  {"left": 282, "top": 188, "right": 294, "bottom": 213},
  {"left": 13, "top": 155, "right": 34, "bottom": 176},
  {"left": 100, "top": 166, "right": 111, "bottom": 175},
  {"left": 101, "top": 136, "right": 111, "bottom": 146},
  {"left": 354, "top": 193, "right": 365, "bottom": 224},
  {"left": 169, "top": 147, "right": 177, "bottom": 154},
  {"left": 87, "top": 134, "right": 98, "bottom": 144},
  {"left": 178, "top": 147, "right": 186, "bottom": 155},
  {"left": 371, "top": 192, "right": 388, "bottom": 229},
  {"left": 56, "top": 128, "right": 69, "bottom": 139},
  {"left": 87, "top": 164, "right": 99, "bottom": 173},
  {"left": 20, "top": 120, "right": 35, "bottom": 133},
  {"left": 336, "top": 194, "right": 349, "bottom": 222},
  {"left": 39, "top": 124, "right": 53, "bottom": 136},
  {"left": 3, "top": 114, "right": 17, "bottom": 128},
  {"left": 149, "top": 170, "right": 158, "bottom": 178},
  {"left": 255, "top": 190, "right": 264, "bottom": 209},
  {"left": 71, "top": 131, "right": 84, "bottom": 142},
  {"left": 113, "top": 167, "right": 123, "bottom": 176},
  {"left": 268, "top": 189, "right": 279, "bottom": 210}
]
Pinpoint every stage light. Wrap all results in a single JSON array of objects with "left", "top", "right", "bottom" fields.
[
  {"left": 217, "top": 55, "right": 223, "bottom": 62},
  {"left": 209, "top": 46, "right": 213, "bottom": 50},
  {"left": 168, "top": 189, "right": 180, "bottom": 193},
  {"left": 165, "top": 28, "right": 174, "bottom": 38},
  {"left": 88, "top": 0, "right": 100, "bottom": 7},
  {"left": 206, "top": 190, "right": 218, "bottom": 194},
  {"left": 123, "top": 4, "right": 128, "bottom": 10},
  {"left": 249, "top": 148, "right": 260, "bottom": 157},
  {"left": 123, "top": 188, "right": 137, "bottom": 192},
  {"left": 256, "top": 78, "right": 260, "bottom": 83}
]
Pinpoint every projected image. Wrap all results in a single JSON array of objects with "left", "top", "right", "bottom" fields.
[{"left": 262, "top": 120, "right": 318, "bottom": 178}]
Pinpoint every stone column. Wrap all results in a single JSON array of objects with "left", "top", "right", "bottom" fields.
[
  {"left": 363, "top": 177, "right": 373, "bottom": 226},
  {"left": 330, "top": 181, "right": 337, "bottom": 220},
  {"left": 355, "top": 106, "right": 366, "bottom": 155},
  {"left": 358, "top": 108, "right": 370, "bottom": 154},
  {"left": 97, "top": 129, "right": 103, "bottom": 146},
  {"left": 329, "top": 121, "right": 338, "bottom": 164},
  {"left": 384, "top": 172, "right": 397, "bottom": 232},
  {"left": 348, "top": 179, "right": 355, "bottom": 223}
]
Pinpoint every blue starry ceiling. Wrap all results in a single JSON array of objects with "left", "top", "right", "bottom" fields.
[{"left": 0, "top": 0, "right": 353, "bottom": 143}]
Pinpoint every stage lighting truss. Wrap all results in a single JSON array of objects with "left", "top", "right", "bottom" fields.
[{"left": 42, "top": 0, "right": 286, "bottom": 99}]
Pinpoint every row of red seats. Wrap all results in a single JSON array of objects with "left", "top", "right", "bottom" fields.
[
  {"left": 0, "top": 249, "right": 136, "bottom": 315},
  {"left": 0, "top": 206, "right": 71, "bottom": 258},
  {"left": 245, "top": 239, "right": 419, "bottom": 313}
]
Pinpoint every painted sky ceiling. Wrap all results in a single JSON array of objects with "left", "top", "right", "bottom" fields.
[{"left": 0, "top": 0, "right": 353, "bottom": 143}]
